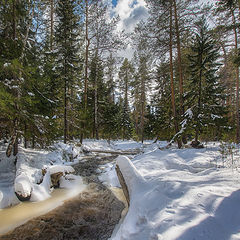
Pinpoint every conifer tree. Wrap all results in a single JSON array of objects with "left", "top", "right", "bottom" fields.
[
  {"left": 118, "top": 58, "right": 133, "bottom": 139},
  {"left": 186, "top": 18, "right": 227, "bottom": 144},
  {"left": 55, "top": 0, "right": 80, "bottom": 143}
]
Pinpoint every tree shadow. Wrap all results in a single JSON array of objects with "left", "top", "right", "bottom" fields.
[{"left": 177, "top": 189, "right": 240, "bottom": 240}]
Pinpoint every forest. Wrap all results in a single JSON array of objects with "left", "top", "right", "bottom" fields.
[{"left": 0, "top": 0, "right": 240, "bottom": 154}]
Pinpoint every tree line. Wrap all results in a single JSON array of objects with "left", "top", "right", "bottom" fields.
[{"left": 0, "top": 0, "right": 240, "bottom": 155}]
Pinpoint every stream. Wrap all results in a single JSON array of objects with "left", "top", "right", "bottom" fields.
[{"left": 0, "top": 155, "right": 127, "bottom": 240}]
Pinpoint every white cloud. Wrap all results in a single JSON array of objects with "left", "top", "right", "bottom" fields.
[{"left": 114, "top": 0, "right": 148, "bottom": 33}]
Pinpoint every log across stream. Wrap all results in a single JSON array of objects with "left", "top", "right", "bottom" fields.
[{"left": 0, "top": 155, "right": 128, "bottom": 240}]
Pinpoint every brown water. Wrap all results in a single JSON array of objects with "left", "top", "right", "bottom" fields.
[
  {"left": 110, "top": 187, "right": 129, "bottom": 238},
  {"left": 0, "top": 184, "right": 86, "bottom": 236}
]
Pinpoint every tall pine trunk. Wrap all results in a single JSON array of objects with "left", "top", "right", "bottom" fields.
[
  {"left": 50, "top": 0, "right": 54, "bottom": 50},
  {"left": 64, "top": 58, "right": 68, "bottom": 143},
  {"left": 81, "top": 0, "right": 90, "bottom": 144},
  {"left": 140, "top": 89, "right": 145, "bottom": 144},
  {"left": 231, "top": 8, "right": 240, "bottom": 143},
  {"left": 169, "top": 1, "right": 182, "bottom": 149},
  {"left": 94, "top": 54, "right": 99, "bottom": 140}
]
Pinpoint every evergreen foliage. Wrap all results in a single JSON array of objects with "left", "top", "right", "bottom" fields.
[{"left": 185, "top": 18, "right": 227, "bottom": 142}]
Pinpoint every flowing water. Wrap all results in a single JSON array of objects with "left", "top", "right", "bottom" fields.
[
  {"left": 0, "top": 183, "right": 86, "bottom": 236},
  {"left": 0, "top": 155, "right": 127, "bottom": 240}
]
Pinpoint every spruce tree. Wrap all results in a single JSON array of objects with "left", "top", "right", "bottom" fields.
[
  {"left": 55, "top": 0, "right": 80, "bottom": 143},
  {"left": 118, "top": 58, "right": 134, "bottom": 139},
  {"left": 186, "top": 18, "right": 227, "bottom": 144}
]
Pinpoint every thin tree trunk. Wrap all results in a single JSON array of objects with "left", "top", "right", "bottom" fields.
[
  {"left": 32, "top": 134, "right": 35, "bottom": 148},
  {"left": 169, "top": 1, "right": 182, "bottom": 149},
  {"left": 173, "top": 0, "right": 186, "bottom": 144},
  {"left": 80, "top": 0, "right": 90, "bottom": 144},
  {"left": 24, "top": 122, "right": 27, "bottom": 148},
  {"left": 94, "top": 54, "right": 99, "bottom": 140},
  {"left": 195, "top": 67, "right": 202, "bottom": 143},
  {"left": 50, "top": 0, "right": 54, "bottom": 50},
  {"left": 94, "top": 9, "right": 99, "bottom": 140},
  {"left": 125, "top": 71, "right": 128, "bottom": 109},
  {"left": 12, "top": 0, "right": 16, "bottom": 40},
  {"left": 140, "top": 63, "right": 145, "bottom": 144},
  {"left": 6, "top": 118, "right": 18, "bottom": 157},
  {"left": 64, "top": 52, "right": 68, "bottom": 143},
  {"left": 84, "top": 0, "right": 89, "bottom": 111},
  {"left": 231, "top": 8, "right": 240, "bottom": 143}
]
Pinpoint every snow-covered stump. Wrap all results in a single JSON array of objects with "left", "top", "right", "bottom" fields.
[
  {"left": 115, "top": 156, "right": 146, "bottom": 206},
  {"left": 14, "top": 174, "right": 32, "bottom": 201}
]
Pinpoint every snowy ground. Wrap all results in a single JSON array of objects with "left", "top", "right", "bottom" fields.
[
  {"left": 99, "top": 142, "right": 240, "bottom": 240},
  {"left": 1, "top": 140, "right": 240, "bottom": 240}
]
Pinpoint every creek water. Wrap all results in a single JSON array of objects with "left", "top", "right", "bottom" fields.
[
  {"left": 0, "top": 183, "right": 86, "bottom": 236},
  {"left": 0, "top": 155, "right": 128, "bottom": 240}
]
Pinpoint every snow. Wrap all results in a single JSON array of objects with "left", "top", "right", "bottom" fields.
[
  {"left": 3, "top": 63, "right": 10, "bottom": 67},
  {"left": 100, "top": 142, "right": 240, "bottom": 240},
  {"left": 0, "top": 142, "right": 85, "bottom": 209},
  {"left": 48, "top": 165, "right": 75, "bottom": 175},
  {"left": 98, "top": 162, "right": 120, "bottom": 188},
  {"left": 2, "top": 139, "right": 240, "bottom": 239},
  {"left": 116, "top": 156, "right": 146, "bottom": 196},
  {"left": 82, "top": 139, "right": 114, "bottom": 151},
  {"left": 14, "top": 174, "right": 32, "bottom": 198}
]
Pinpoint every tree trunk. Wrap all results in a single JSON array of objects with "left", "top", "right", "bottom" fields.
[
  {"left": 81, "top": 0, "right": 90, "bottom": 144},
  {"left": 124, "top": 69, "right": 129, "bottom": 110},
  {"left": 84, "top": 0, "right": 89, "bottom": 111},
  {"left": 64, "top": 58, "right": 68, "bottom": 143},
  {"left": 12, "top": 0, "right": 16, "bottom": 40},
  {"left": 32, "top": 134, "right": 35, "bottom": 148},
  {"left": 6, "top": 119, "right": 18, "bottom": 157},
  {"left": 169, "top": 1, "right": 182, "bottom": 149},
  {"left": 24, "top": 122, "right": 27, "bottom": 148},
  {"left": 50, "top": 0, "right": 54, "bottom": 50},
  {"left": 173, "top": 0, "right": 186, "bottom": 144},
  {"left": 231, "top": 8, "right": 240, "bottom": 143},
  {"left": 94, "top": 56, "right": 99, "bottom": 140},
  {"left": 140, "top": 67, "right": 145, "bottom": 144}
]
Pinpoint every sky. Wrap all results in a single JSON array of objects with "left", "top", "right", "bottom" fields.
[
  {"left": 110, "top": 0, "right": 148, "bottom": 33},
  {"left": 109, "top": 0, "right": 148, "bottom": 58}
]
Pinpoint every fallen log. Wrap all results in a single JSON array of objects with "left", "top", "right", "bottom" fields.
[
  {"left": 90, "top": 149, "right": 141, "bottom": 155},
  {"left": 115, "top": 164, "right": 130, "bottom": 207},
  {"left": 115, "top": 156, "right": 147, "bottom": 208}
]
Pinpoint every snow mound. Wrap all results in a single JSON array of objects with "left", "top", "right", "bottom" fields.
[
  {"left": 48, "top": 165, "right": 75, "bottom": 175},
  {"left": 14, "top": 174, "right": 32, "bottom": 198},
  {"left": 30, "top": 171, "right": 51, "bottom": 202}
]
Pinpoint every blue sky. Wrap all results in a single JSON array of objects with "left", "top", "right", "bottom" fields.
[{"left": 112, "top": 0, "right": 117, "bottom": 7}]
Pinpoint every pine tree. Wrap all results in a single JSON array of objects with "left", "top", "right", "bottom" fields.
[
  {"left": 55, "top": 0, "right": 80, "bottom": 143},
  {"left": 186, "top": 18, "right": 227, "bottom": 144},
  {"left": 118, "top": 58, "right": 134, "bottom": 139}
]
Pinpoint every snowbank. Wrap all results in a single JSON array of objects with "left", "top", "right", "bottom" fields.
[{"left": 110, "top": 144, "right": 240, "bottom": 240}]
